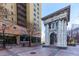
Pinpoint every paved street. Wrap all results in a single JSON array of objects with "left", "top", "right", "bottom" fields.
[
  {"left": 56, "top": 45, "right": 79, "bottom": 56},
  {"left": 0, "top": 46, "right": 59, "bottom": 56},
  {"left": 0, "top": 45, "right": 79, "bottom": 56}
]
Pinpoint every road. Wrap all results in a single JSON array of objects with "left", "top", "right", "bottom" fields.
[
  {"left": 56, "top": 45, "right": 79, "bottom": 56},
  {"left": 0, "top": 45, "right": 79, "bottom": 56},
  {"left": 0, "top": 46, "right": 59, "bottom": 56}
]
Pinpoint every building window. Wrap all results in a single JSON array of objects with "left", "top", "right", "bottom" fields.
[
  {"left": 34, "top": 18, "right": 36, "bottom": 21},
  {"left": 12, "top": 18, "right": 13, "bottom": 21},
  {"left": 56, "top": 21, "right": 58, "bottom": 29},
  {"left": 11, "top": 5, "right": 13, "bottom": 9},
  {"left": 37, "top": 12, "right": 39, "bottom": 15},
  {"left": 11, "top": 12, "right": 13, "bottom": 15},
  {"left": 37, "top": 7, "right": 39, "bottom": 10},
  {"left": 37, "top": 3, "right": 39, "bottom": 6},
  {"left": 34, "top": 13, "right": 36, "bottom": 17},
  {"left": 13, "top": 26, "right": 16, "bottom": 29},
  {"left": 34, "top": 8, "right": 36, "bottom": 12},
  {"left": 37, "top": 16, "right": 39, "bottom": 19},
  {"left": 34, "top": 23, "right": 36, "bottom": 26},
  {"left": 52, "top": 23, "right": 54, "bottom": 28},
  {"left": 5, "top": 15, "right": 7, "bottom": 18},
  {"left": 34, "top": 4, "right": 36, "bottom": 7},
  {"left": 49, "top": 23, "right": 51, "bottom": 29},
  {"left": 37, "top": 20, "right": 39, "bottom": 23},
  {"left": 38, "top": 24, "right": 39, "bottom": 27}
]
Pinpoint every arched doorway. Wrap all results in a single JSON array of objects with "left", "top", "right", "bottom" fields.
[{"left": 50, "top": 32, "right": 57, "bottom": 45}]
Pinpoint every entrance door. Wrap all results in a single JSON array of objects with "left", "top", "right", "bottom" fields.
[{"left": 50, "top": 33, "right": 57, "bottom": 45}]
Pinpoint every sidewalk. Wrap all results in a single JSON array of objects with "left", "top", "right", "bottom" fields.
[
  {"left": 0, "top": 46, "right": 59, "bottom": 56},
  {"left": 55, "top": 45, "right": 79, "bottom": 56},
  {"left": 1, "top": 45, "right": 79, "bottom": 56}
]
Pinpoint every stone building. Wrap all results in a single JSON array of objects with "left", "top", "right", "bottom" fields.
[{"left": 42, "top": 6, "right": 70, "bottom": 48}]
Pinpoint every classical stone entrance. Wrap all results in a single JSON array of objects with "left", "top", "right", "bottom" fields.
[
  {"left": 50, "top": 32, "right": 57, "bottom": 45},
  {"left": 42, "top": 6, "right": 70, "bottom": 48}
]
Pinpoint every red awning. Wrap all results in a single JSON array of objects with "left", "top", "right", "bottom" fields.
[{"left": 0, "top": 21, "right": 28, "bottom": 36}]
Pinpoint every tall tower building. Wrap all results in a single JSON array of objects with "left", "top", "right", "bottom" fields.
[{"left": 0, "top": 3, "right": 42, "bottom": 46}]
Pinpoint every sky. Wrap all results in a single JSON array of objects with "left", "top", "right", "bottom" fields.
[{"left": 41, "top": 3, "right": 79, "bottom": 42}]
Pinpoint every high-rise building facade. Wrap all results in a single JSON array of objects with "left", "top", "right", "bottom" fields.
[
  {"left": 17, "top": 3, "right": 26, "bottom": 27},
  {"left": 0, "top": 3, "right": 41, "bottom": 46}
]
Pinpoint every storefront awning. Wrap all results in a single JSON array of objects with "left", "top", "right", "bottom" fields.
[{"left": 0, "top": 21, "right": 28, "bottom": 36}]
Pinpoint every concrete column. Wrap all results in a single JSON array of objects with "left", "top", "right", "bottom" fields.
[
  {"left": 61, "top": 20, "right": 67, "bottom": 47},
  {"left": 57, "top": 20, "right": 61, "bottom": 47},
  {"left": 63, "top": 20, "right": 67, "bottom": 47},
  {"left": 57, "top": 19, "right": 67, "bottom": 48},
  {"left": 44, "top": 24, "right": 50, "bottom": 46},
  {"left": 61, "top": 20, "right": 67, "bottom": 48},
  {"left": 16, "top": 36, "right": 20, "bottom": 45},
  {"left": 61, "top": 20, "right": 64, "bottom": 47}
]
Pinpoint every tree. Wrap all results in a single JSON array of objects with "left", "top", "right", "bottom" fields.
[
  {"left": 0, "top": 5, "right": 8, "bottom": 48},
  {"left": 0, "top": 5, "right": 13, "bottom": 48},
  {"left": 75, "top": 32, "right": 79, "bottom": 43},
  {"left": 26, "top": 22, "right": 34, "bottom": 47}
]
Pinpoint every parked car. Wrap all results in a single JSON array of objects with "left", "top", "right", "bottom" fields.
[{"left": 68, "top": 38, "right": 76, "bottom": 46}]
